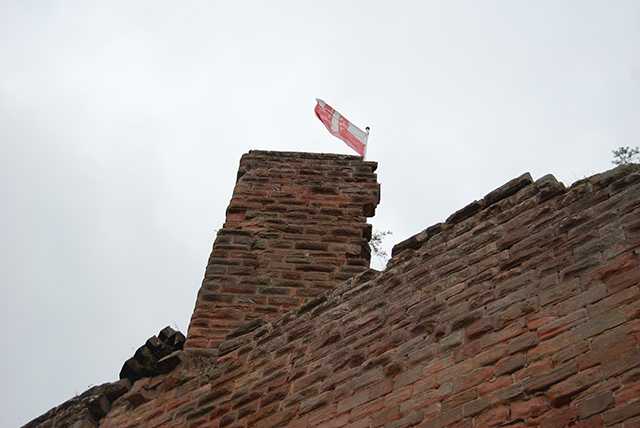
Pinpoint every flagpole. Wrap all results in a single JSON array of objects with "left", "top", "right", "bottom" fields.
[{"left": 364, "top": 127, "right": 370, "bottom": 160}]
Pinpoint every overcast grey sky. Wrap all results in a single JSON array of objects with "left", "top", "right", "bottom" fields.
[{"left": 1, "top": 1, "right": 639, "bottom": 426}]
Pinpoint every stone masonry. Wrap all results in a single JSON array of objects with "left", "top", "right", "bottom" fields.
[
  {"left": 185, "top": 151, "right": 380, "bottom": 351},
  {"left": 24, "top": 155, "right": 640, "bottom": 428}
]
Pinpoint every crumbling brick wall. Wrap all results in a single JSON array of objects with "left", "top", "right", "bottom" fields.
[
  {"left": 24, "top": 158, "right": 640, "bottom": 428},
  {"left": 185, "top": 151, "right": 380, "bottom": 351}
]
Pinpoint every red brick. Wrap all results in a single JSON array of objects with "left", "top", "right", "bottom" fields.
[
  {"left": 490, "top": 382, "right": 523, "bottom": 405},
  {"left": 573, "top": 377, "right": 620, "bottom": 404},
  {"left": 317, "top": 413, "right": 350, "bottom": 428},
  {"left": 536, "top": 309, "right": 587, "bottom": 341},
  {"left": 453, "top": 340, "right": 482, "bottom": 363},
  {"left": 473, "top": 406, "right": 509, "bottom": 428},
  {"left": 547, "top": 367, "right": 603, "bottom": 407},
  {"left": 507, "top": 332, "right": 538, "bottom": 354},
  {"left": 538, "top": 406, "right": 578, "bottom": 428},
  {"left": 571, "top": 309, "right": 626, "bottom": 342},
  {"left": 480, "top": 319, "right": 527, "bottom": 349},
  {"left": 441, "top": 389, "right": 477, "bottom": 412},
  {"left": 587, "top": 287, "right": 639, "bottom": 318},
  {"left": 624, "top": 415, "right": 640, "bottom": 428},
  {"left": 345, "top": 419, "right": 370, "bottom": 428},
  {"left": 614, "top": 380, "right": 640, "bottom": 406},
  {"left": 384, "top": 410, "right": 425, "bottom": 428},
  {"left": 602, "top": 402, "right": 640, "bottom": 425},
  {"left": 602, "top": 348, "right": 640, "bottom": 379},
  {"left": 435, "top": 359, "right": 474, "bottom": 387},
  {"left": 474, "top": 344, "right": 508, "bottom": 367},
  {"left": 462, "top": 395, "right": 492, "bottom": 418},
  {"left": 523, "top": 361, "right": 578, "bottom": 394},
  {"left": 626, "top": 300, "right": 640, "bottom": 321},
  {"left": 576, "top": 391, "right": 614, "bottom": 420},
  {"left": 494, "top": 354, "right": 525, "bottom": 377},
  {"left": 621, "top": 367, "right": 640, "bottom": 386},
  {"left": 369, "top": 378, "right": 393, "bottom": 401},
  {"left": 404, "top": 384, "right": 450, "bottom": 415},
  {"left": 552, "top": 339, "right": 590, "bottom": 365},
  {"left": 372, "top": 405, "right": 401, "bottom": 428},
  {"left": 538, "top": 278, "right": 581, "bottom": 307},
  {"left": 384, "top": 385, "right": 413, "bottom": 409},
  {"left": 517, "top": 358, "right": 552, "bottom": 382},
  {"left": 393, "top": 366, "right": 424, "bottom": 390},
  {"left": 573, "top": 415, "right": 604, "bottom": 428},
  {"left": 478, "top": 375, "right": 513, "bottom": 398},
  {"left": 527, "top": 331, "right": 572, "bottom": 362},
  {"left": 337, "top": 390, "right": 369, "bottom": 415},
  {"left": 448, "top": 419, "right": 475, "bottom": 428},
  {"left": 554, "top": 283, "right": 608, "bottom": 317},
  {"left": 451, "top": 367, "right": 494, "bottom": 395},
  {"left": 510, "top": 396, "right": 549, "bottom": 419},
  {"left": 594, "top": 252, "right": 639, "bottom": 283},
  {"left": 349, "top": 398, "right": 384, "bottom": 424},
  {"left": 308, "top": 404, "right": 338, "bottom": 427},
  {"left": 418, "top": 407, "right": 463, "bottom": 428},
  {"left": 466, "top": 317, "right": 497, "bottom": 340},
  {"left": 577, "top": 336, "right": 637, "bottom": 370}
]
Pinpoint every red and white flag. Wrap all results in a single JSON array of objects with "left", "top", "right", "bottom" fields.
[{"left": 314, "top": 99, "right": 368, "bottom": 157}]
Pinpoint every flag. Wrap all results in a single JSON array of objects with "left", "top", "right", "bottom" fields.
[{"left": 314, "top": 99, "right": 368, "bottom": 157}]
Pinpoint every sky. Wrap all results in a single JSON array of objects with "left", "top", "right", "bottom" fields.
[{"left": 1, "top": 1, "right": 639, "bottom": 426}]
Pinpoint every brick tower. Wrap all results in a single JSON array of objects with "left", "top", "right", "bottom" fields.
[{"left": 185, "top": 151, "right": 380, "bottom": 351}]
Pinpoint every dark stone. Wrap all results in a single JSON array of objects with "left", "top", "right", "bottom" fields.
[
  {"left": 145, "top": 336, "right": 165, "bottom": 353},
  {"left": 104, "top": 379, "right": 132, "bottom": 401},
  {"left": 484, "top": 172, "right": 533, "bottom": 206},
  {"left": 158, "top": 326, "right": 177, "bottom": 343},
  {"left": 119, "top": 357, "right": 141, "bottom": 380},
  {"left": 86, "top": 394, "right": 110, "bottom": 419},
  {"left": 157, "top": 350, "right": 185, "bottom": 373},
  {"left": 226, "top": 318, "right": 265, "bottom": 339}
]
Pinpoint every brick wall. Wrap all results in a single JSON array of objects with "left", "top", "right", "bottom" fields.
[
  {"left": 25, "top": 160, "right": 640, "bottom": 428},
  {"left": 185, "top": 151, "right": 380, "bottom": 351}
]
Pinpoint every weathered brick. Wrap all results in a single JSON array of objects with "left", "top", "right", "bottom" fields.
[
  {"left": 462, "top": 395, "right": 492, "bottom": 418},
  {"left": 473, "top": 405, "right": 509, "bottom": 428},
  {"left": 392, "top": 366, "right": 423, "bottom": 390},
  {"left": 577, "top": 336, "right": 637, "bottom": 370},
  {"left": 601, "top": 347, "right": 640, "bottom": 379},
  {"left": 385, "top": 411, "right": 424, "bottom": 428},
  {"left": 336, "top": 390, "right": 369, "bottom": 415},
  {"left": 547, "top": 366, "right": 603, "bottom": 407},
  {"left": 538, "top": 406, "right": 578, "bottom": 428},
  {"left": 451, "top": 367, "right": 494, "bottom": 395},
  {"left": 571, "top": 309, "right": 626, "bottom": 342},
  {"left": 383, "top": 385, "right": 413, "bottom": 410},
  {"left": 507, "top": 332, "right": 538, "bottom": 354},
  {"left": 576, "top": 391, "right": 614, "bottom": 420},
  {"left": 613, "top": 379, "right": 640, "bottom": 406},
  {"left": 478, "top": 375, "right": 513, "bottom": 398},
  {"left": 441, "top": 388, "right": 477, "bottom": 413},
  {"left": 510, "top": 396, "right": 549, "bottom": 419},
  {"left": 418, "top": 407, "right": 463, "bottom": 428},
  {"left": 602, "top": 402, "right": 640, "bottom": 425},
  {"left": 372, "top": 405, "right": 401, "bottom": 428},
  {"left": 494, "top": 354, "right": 525, "bottom": 377},
  {"left": 299, "top": 391, "right": 333, "bottom": 415},
  {"left": 537, "top": 309, "right": 587, "bottom": 341},
  {"left": 523, "top": 361, "right": 578, "bottom": 394},
  {"left": 587, "top": 287, "right": 639, "bottom": 319},
  {"left": 527, "top": 331, "right": 572, "bottom": 362},
  {"left": 490, "top": 381, "right": 523, "bottom": 404}
]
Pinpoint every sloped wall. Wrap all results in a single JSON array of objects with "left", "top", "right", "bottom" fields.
[
  {"left": 92, "top": 164, "right": 640, "bottom": 428},
  {"left": 186, "top": 151, "right": 380, "bottom": 351}
]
